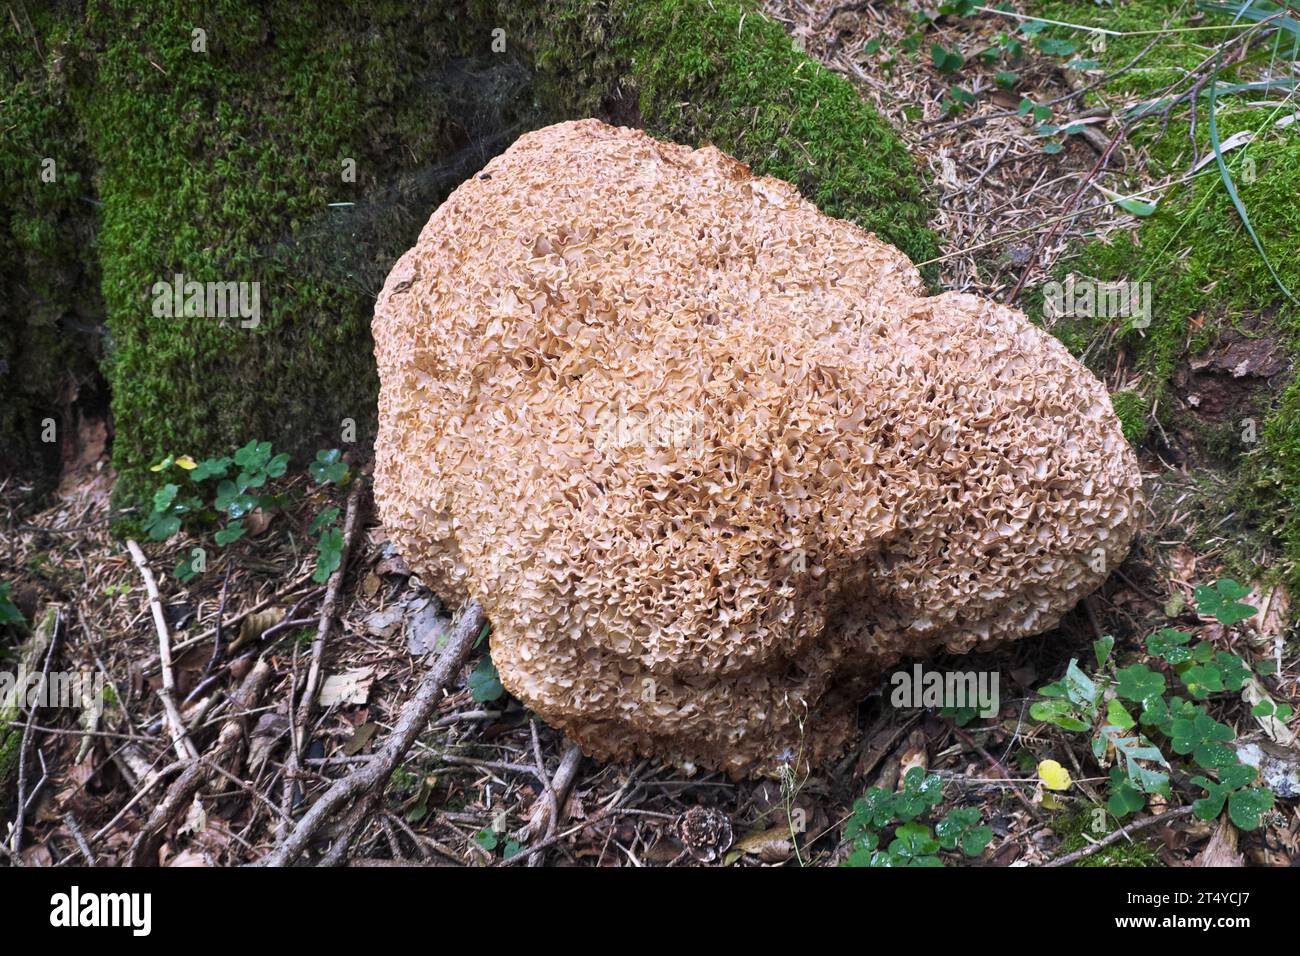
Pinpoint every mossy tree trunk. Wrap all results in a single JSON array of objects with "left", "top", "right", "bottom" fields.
[{"left": 2, "top": 1, "right": 937, "bottom": 511}]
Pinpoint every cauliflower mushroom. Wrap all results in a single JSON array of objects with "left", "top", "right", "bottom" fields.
[{"left": 372, "top": 119, "right": 1143, "bottom": 778}]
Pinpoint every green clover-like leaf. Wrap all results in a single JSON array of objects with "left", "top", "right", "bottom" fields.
[
  {"left": 891, "top": 768, "right": 944, "bottom": 822},
  {"left": 1228, "top": 787, "right": 1274, "bottom": 831},
  {"left": 309, "top": 506, "right": 340, "bottom": 536},
  {"left": 1214, "top": 652, "right": 1251, "bottom": 692},
  {"left": 173, "top": 554, "right": 200, "bottom": 583},
  {"left": 1191, "top": 763, "right": 1260, "bottom": 822},
  {"left": 313, "top": 528, "right": 345, "bottom": 583},
  {"left": 1180, "top": 662, "right": 1225, "bottom": 699},
  {"left": 1145, "top": 628, "right": 1192, "bottom": 664},
  {"left": 936, "top": 807, "right": 990, "bottom": 857},
  {"left": 1115, "top": 664, "right": 1165, "bottom": 706},
  {"left": 887, "top": 822, "right": 941, "bottom": 865},
  {"left": 214, "top": 521, "right": 246, "bottom": 547},
  {"left": 1193, "top": 579, "right": 1256, "bottom": 626},
  {"left": 233, "top": 439, "right": 272, "bottom": 471},
  {"left": 191, "top": 456, "right": 232, "bottom": 481},
  {"left": 1030, "top": 698, "right": 1091, "bottom": 732},
  {"left": 931, "top": 43, "right": 965, "bottom": 73},
  {"left": 145, "top": 512, "right": 182, "bottom": 542},
  {"left": 1093, "top": 635, "right": 1115, "bottom": 669},
  {"left": 309, "top": 448, "right": 350, "bottom": 485},
  {"left": 0, "top": 582, "right": 26, "bottom": 628},
  {"left": 849, "top": 789, "right": 897, "bottom": 832},
  {"left": 1106, "top": 698, "right": 1136, "bottom": 730},
  {"left": 468, "top": 654, "right": 505, "bottom": 703},
  {"left": 1106, "top": 767, "right": 1146, "bottom": 818},
  {"left": 152, "top": 483, "right": 179, "bottom": 513}
]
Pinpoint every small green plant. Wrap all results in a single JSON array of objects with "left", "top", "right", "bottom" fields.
[
  {"left": 1193, "top": 578, "right": 1256, "bottom": 626},
  {"left": 1027, "top": 579, "right": 1282, "bottom": 830},
  {"left": 468, "top": 654, "right": 506, "bottom": 703},
  {"left": 0, "top": 581, "right": 26, "bottom": 629},
  {"left": 143, "top": 482, "right": 202, "bottom": 542},
  {"left": 474, "top": 825, "right": 522, "bottom": 859},
  {"left": 308, "top": 448, "right": 350, "bottom": 486},
  {"left": 931, "top": 43, "right": 965, "bottom": 74},
  {"left": 141, "top": 442, "right": 350, "bottom": 581},
  {"left": 309, "top": 506, "right": 343, "bottom": 583},
  {"left": 843, "top": 767, "right": 992, "bottom": 867}
]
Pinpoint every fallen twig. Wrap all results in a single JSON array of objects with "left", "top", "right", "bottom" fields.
[
  {"left": 162, "top": 571, "right": 320, "bottom": 664},
  {"left": 8, "top": 605, "right": 62, "bottom": 858},
  {"left": 204, "top": 565, "right": 233, "bottom": 681},
  {"left": 949, "top": 721, "right": 1044, "bottom": 822},
  {"left": 126, "top": 657, "right": 273, "bottom": 866},
  {"left": 280, "top": 479, "right": 366, "bottom": 840},
  {"left": 520, "top": 740, "right": 583, "bottom": 867},
  {"left": 257, "top": 600, "right": 486, "bottom": 867},
  {"left": 295, "top": 478, "right": 367, "bottom": 751},
  {"left": 126, "top": 539, "right": 198, "bottom": 761},
  {"left": 1044, "top": 806, "right": 1194, "bottom": 867},
  {"left": 62, "top": 812, "right": 96, "bottom": 865}
]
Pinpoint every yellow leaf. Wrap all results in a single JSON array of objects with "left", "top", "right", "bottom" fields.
[
  {"left": 175, "top": 455, "right": 198, "bottom": 470},
  {"left": 1038, "top": 759, "right": 1072, "bottom": 791}
]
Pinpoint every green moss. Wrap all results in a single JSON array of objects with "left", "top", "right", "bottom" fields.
[
  {"left": 1256, "top": 377, "right": 1300, "bottom": 580},
  {"left": 1031, "top": 0, "right": 1270, "bottom": 175},
  {"left": 479, "top": 0, "right": 939, "bottom": 265},
  {"left": 0, "top": 9, "right": 105, "bottom": 478},
  {"left": 4, "top": 0, "right": 935, "bottom": 507},
  {"left": 1051, "top": 808, "right": 1162, "bottom": 867},
  {"left": 1110, "top": 389, "right": 1150, "bottom": 443},
  {"left": 1065, "top": 128, "right": 1300, "bottom": 586},
  {"left": 1025, "top": 0, "right": 1300, "bottom": 588}
]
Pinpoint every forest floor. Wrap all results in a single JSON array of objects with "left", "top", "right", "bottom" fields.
[{"left": 2, "top": 0, "right": 1298, "bottom": 867}]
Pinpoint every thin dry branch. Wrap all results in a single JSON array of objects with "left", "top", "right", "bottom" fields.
[
  {"left": 1044, "top": 806, "right": 1195, "bottom": 867},
  {"left": 7, "top": 605, "right": 61, "bottom": 857},
  {"left": 126, "top": 539, "right": 198, "bottom": 761},
  {"left": 126, "top": 656, "right": 273, "bottom": 866},
  {"left": 257, "top": 600, "right": 486, "bottom": 867},
  {"left": 295, "top": 478, "right": 367, "bottom": 752},
  {"left": 279, "top": 479, "right": 367, "bottom": 841}
]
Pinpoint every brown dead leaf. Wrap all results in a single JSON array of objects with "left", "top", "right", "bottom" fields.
[
  {"left": 1194, "top": 815, "right": 1243, "bottom": 867},
  {"left": 733, "top": 825, "right": 794, "bottom": 863},
  {"left": 233, "top": 608, "right": 284, "bottom": 652},
  {"left": 363, "top": 605, "right": 403, "bottom": 638},
  {"left": 1244, "top": 582, "right": 1290, "bottom": 651},
  {"left": 164, "top": 847, "right": 211, "bottom": 867},
  {"left": 248, "top": 708, "right": 288, "bottom": 773},
  {"left": 645, "top": 839, "right": 684, "bottom": 864},
  {"left": 1240, "top": 682, "right": 1298, "bottom": 747},
  {"left": 991, "top": 842, "right": 1022, "bottom": 866},
  {"left": 55, "top": 750, "right": 100, "bottom": 813},
  {"left": 343, "top": 722, "right": 378, "bottom": 756},
  {"left": 244, "top": 509, "right": 275, "bottom": 538},
  {"left": 897, "top": 728, "right": 929, "bottom": 781},
  {"left": 179, "top": 795, "right": 208, "bottom": 837},
  {"left": 318, "top": 666, "right": 375, "bottom": 707},
  {"left": 1166, "top": 546, "right": 1198, "bottom": 607},
  {"left": 22, "top": 843, "right": 54, "bottom": 867}
]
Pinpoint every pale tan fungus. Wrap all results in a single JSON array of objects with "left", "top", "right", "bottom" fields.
[{"left": 372, "top": 119, "right": 1143, "bottom": 778}]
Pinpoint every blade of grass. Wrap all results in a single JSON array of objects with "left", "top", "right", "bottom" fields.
[{"left": 1206, "top": 4, "right": 1300, "bottom": 306}]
